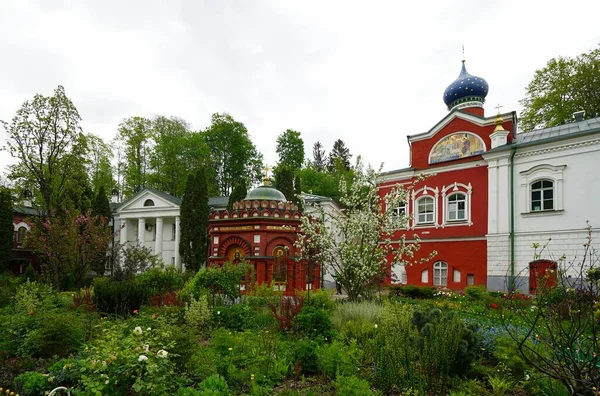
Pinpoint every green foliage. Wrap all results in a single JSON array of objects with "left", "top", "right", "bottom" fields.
[
  {"left": 2, "top": 85, "right": 88, "bottom": 215},
  {"left": 0, "top": 272, "right": 21, "bottom": 308},
  {"left": 492, "top": 336, "right": 528, "bottom": 378},
  {"left": 273, "top": 166, "right": 296, "bottom": 203},
  {"left": 317, "top": 340, "right": 362, "bottom": 379},
  {"left": 180, "top": 167, "right": 210, "bottom": 272},
  {"left": 91, "top": 185, "right": 112, "bottom": 221},
  {"left": 23, "top": 263, "right": 37, "bottom": 282},
  {"left": 328, "top": 139, "right": 352, "bottom": 172},
  {"left": 197, "top": 374, "right": 231, "bottom": 395},
  {"left": 334, "top": 375, "right": 379, "bottom": 396},
  {"left": 296, "top": 165, "right": 342, "bottom": 203},
  {"left": 520, "top": 45, "right": 600, "bottom": 130},
  {"left": 331, "top": 301, "right": 383, "bottom": 330},
  {"left": 464, "top": 285, "right": 486, "bottom": 300},
  {"left": 303, "top": 288, "right": 336, "bottom": 312},
  {"left": 311, "top": 141, "right": 326, "bottom": 171},
  {"left": 276, "top": 129, "right": 305, "bottom": 173},
  {"left": 227, "top": 180, "right": 248, "bottom": 210},
  {"left": 204, "top": 112, "right": 263, "bottom": 196},
  {"left": 185, "top": 295, "right": 211, "bottom": 330},
  {"left": 213, "top": 304, "right": 253, "bottom": 332},
  {"left": 116, "top": 116, "right": 153, "bottom": 195},
  {"left": 136, "top": 265, "right": 184, "bottom": 297},
  {"left": 0, "top": 187, "right": 13, "bottom": 272},
  {"left": 116, "top": 244, "right": 163, "bottom": 280},
  {"left": 398, "top": 285, "right": 436, "bottom": 299},
  {"left": 184, "top": 262, "right": 251, "bottom": 305},
  {"left": 293, "top": 339, "right": 319, "bottom": 375},
  {"left": 292, "top": 306, "right": 335, "bottom": 340},
  {"left": 13, "top": 371, "right": 50, "bottom": 396},
  {"left": 93, "top": 277, "right": 145, "bottom": 316}
]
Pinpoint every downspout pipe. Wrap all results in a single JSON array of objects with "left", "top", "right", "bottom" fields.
[{"left": 509, "top": 145, "right": 517, "bottom": 293}]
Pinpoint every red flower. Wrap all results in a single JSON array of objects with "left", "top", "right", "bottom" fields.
[
  {"left": 491, "top": 303, "right": 498, "bottom": 309},
  {"left": 133, "top": 310, "right": 138, "bottom": 315},
  {"left": 29, "top": 310, "right": 34, "bottom": 316}
]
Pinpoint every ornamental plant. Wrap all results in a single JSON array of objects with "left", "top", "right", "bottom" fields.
[{"left": 295, "top": 157, "right": 435, "bottom": 302}]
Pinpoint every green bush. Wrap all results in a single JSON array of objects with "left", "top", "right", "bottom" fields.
[
  {"left": 464, "top": 285, "right": 486, "bottom": 300},
  {"left": 18, "top": 309, "right": 84, "bottom": 358},
  {"left": 293, "top": 339, "right": 319, "bottom": 375},
  {"left": 183, "top": 263, "right": 251, "bottom": 305},
  {"left": 23, "top": 263, "right": 38, "bottom": 282},
  {"left": 317, "top": 340, "right": 363, "bottom": 379},
  {"left": 185, "top": 295, "right": 211, "bottom": 331},
  {"left": 331, "top": 301, "right": 383, "bottom": 330},
  {"left": 303, "top": 288, "right": 336, "bottom": 312},
  {"left": 334, "top": 375, "right": 379, "bottom": 396},
  {"left": 399, "top": 285, "right": 436, "bottom": 299},
  {"left": 93, "top": 277, "right": 145, "bottom": 316},
  {"left": 14, "top": 279, "right": 55, "bottom": 313},
  {"left": 292, "top": 306, "right": 335, "bottom": 341},
  {"left": 197, "top": 374, "right": 231, "bottom": 395},
  {"left": 14, "top": 371, "right": 50, "bottom": 396},
  {"left": 213, "top": 304, "right": 252, "bottom": 332},
  {"left": 137, "top": 265, "right": 184, "bottom": 298},
  {"left": 0, "top": 273, "right": 22, "bottom": 308}
]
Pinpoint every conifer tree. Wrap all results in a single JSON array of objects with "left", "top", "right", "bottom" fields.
[
  {"left": 179, "top": 168, "right": 209, "bottom": 272},
  {"left": 0, "top": 187, "right": 13, "bottom": 272},
  {"left": 92, "top": 186, "right": 112, "bottom": 221},
  {"left": 228, "top": 180, "right": 248, "bottom": 210},
  {"left": 274, "top": 166, "right": 295, "bottom": 202}
]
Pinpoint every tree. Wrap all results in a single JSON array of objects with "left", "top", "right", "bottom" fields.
[
  {"left": 26, "top": 210, "right": 116, "bottom": 289},
  {"left": 294, "top": 174, "right": 303, "bottom": 210},
  {"left": 2, "top": 85, "right": 88, "bottom": 215},
  {"left": 520, "top": 46, "right": 600, "bottom": 131},
  {"left": 180, "top": 167, "right": 209, "bottom": 272},
  {"left": 275, "top": 129, "right": 305, "bottom": 172},
  {"left": 312, "top": 141, "right": 327, "bottom": 171},
  {"left": 92, "top": 186, "right": 112, "bottom": 221},
  {"left": 295, "top": 157, "right": 430, "bottom": 302},
  {"left": 116, "top": 116, "right": 153, "bottom": 197},
  {"left": 0, "top": 187, "right": 13, "bottom": 272},
  {"left": 228, "top": 180, "right": 248, "bottom": 210},
  {"left": 273, "top": 166, "right": 295, "bottom": 203},
  {"left": 86, "top": 134, "right": 116, "bottom": 195},
  {"left": 328, "top": 139, "right": 352, "bottom": 172},
  {"left": 204, "top": 113, "right": 263, "bottom": 196}
]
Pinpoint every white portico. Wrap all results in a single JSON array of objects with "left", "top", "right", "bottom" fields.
[{"left": 113, "top": 188, "right": 182, "bottom": 269}]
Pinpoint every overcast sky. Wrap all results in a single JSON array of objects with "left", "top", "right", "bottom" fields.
[{"left": 1, "top": 0, "right": 599, "bottom": 181}]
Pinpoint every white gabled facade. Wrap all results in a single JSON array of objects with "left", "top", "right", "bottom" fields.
[
  {"left": 485, "top": 117, "right": 600, "bottom": 291},
  {"left": 113, "top": 188, "right": 183, "bottom": 269}
]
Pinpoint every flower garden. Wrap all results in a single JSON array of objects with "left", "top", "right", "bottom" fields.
[{"left": 0, "top": 264, "right": 597, "bottom": 396}]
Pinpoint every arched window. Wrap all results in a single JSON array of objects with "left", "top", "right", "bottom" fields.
[
  {"left": 531, "top": 180, "right": 553, "bottom": 211},
  {"left": 143, "top": 199, "right": 155, "bottom": 207},
  {"left": 416, "top": 197, "right": 434, "bottom": 224},
  {"left": 433, "top": 261, "right": 448, "bottom": 286},
  {"left": 17, "top": 226, "right": 27, "bottom": 245},
  {"left": 447, "top": 193, "right": 466, "bottom": 221}
]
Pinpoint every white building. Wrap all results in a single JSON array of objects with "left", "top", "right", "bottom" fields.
[{"left": 485, "top": 115, "right": 600, "bottom": 291}]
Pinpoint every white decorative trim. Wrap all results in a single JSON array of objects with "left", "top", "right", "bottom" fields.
[
  {"left": 379, "top": 160, "right": 487, "bottom": 184},
  {"left": 409, "top": 111, "right": 512, "bottom": 143},
  {"left": 453, "top": 101, "right": 483, "bottom": 111},
  {"left": 13, "top": 221, "right": 30, "bottom": 232},
  {"left": 411, "top": 186, "right": 439, "bottom": 229},
  {"left": 514, "top": 139, "right": 600, "bottom": 159},
  {"left": 440, "top": 182, "right": 473, "bottom": 227},
  {"left": 519, "top": 164, "right": 566, "bottom": 214}
]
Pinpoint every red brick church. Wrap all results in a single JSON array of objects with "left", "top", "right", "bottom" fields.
[
  {"left": 207, "top": 175, "right": 320, "bottom": 293},
  {"left": 378, "top": 60, "right": 515, "bottom": 289}
]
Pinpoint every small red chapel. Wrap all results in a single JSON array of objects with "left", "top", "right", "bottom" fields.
[
  {"left": 207, "top": 176, "right": 320, "bottom": 294},
  {"left": 378, "top": 59, "right": 515, "bottom": 289}
]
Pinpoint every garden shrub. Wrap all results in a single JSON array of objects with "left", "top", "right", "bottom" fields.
[
  {"left": 13, "top": 371, "right": 50, "bottom": 396},
  {"left": 14, "top": 279, "right": 55, "bottom": 313},
  {"left": 292, "top": 306, "right": 335, "bottom": 341},
  {"left": 302, "top": 288, "right": 336, "bottom": 312},
  {"left": 18, "top": 309, "right": 84, "bottom": 358},
  {"left": 331, "top": 301, "right": 383, "bottom": 330},
  {"left": 137, "top": 265, "right": 185, "bottom": 305},
  {"left": 399, "top": 285, "right": 436, "bottom": 299},
  {"left": 448, "top": 379, "right": 489, "bottom": 395},
  {"left": 197, "top": 374, "right": 231, "bottom": 395},
  {"left": 93, "top": 277, "right": 145, "bottom": 316},
  {"left": 185, "top": 295, "right": 211, "bottom": 331},
  {"left": 464, "top": 285, "right": 486, "bottom": 300},
  {"left": 0, "top": 273, "right": 21, "bottom": 308},
  {"left": 183, "top": 263, "right": 251, "bottom": 305},
  {"left": 23, "top": 263, "right": 38, "bottom": 282},
  {"left": 213, "top": 304, "right": 253, "bottom": 332},
  {"left": 243, "top": 282, "right": 281, "bottom": 308},
  {"left": 334, "top": 375, "right": 379, "bottom": 396},
  {"left": 293, "top": 339, "right": 319, "bottom": 375},
  {"left": 47, "top": 358, "right": 78, "bottom": 388},
  {"left": 269, "top": 295, "right": 304, "bottom": 332},
  {"left": 185, "top": 346, "right": 219, "bottom": 381},
  {"left": 492, "top": 336, "right": 528, "bottom": 378},
  {"left": 317, "top": 340, "right": 362, "bottom": 379}
]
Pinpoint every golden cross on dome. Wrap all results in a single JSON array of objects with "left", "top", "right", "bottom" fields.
[{"left": 263, "top": 165, "right": 271, "bottom": 185}]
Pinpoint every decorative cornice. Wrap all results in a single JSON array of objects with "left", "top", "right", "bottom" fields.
[{"left": 514, "top": 138, "right": 600, "bottom": 159}]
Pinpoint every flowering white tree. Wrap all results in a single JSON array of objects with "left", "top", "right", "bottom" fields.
[{"left": 296, "top": 157, "right": 434, "bottom": 301}]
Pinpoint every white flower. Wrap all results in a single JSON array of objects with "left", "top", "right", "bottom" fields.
[
  {"left": 374, "top": 324, "right": 378, "bottom": 329},
  {"left": 217, "top": 311, "right": 221, "bottom": 315},
  {"left": 105, "top": 380, "right": 110, "bottom": 385},
  {"left": 143, "top": 344, "right": 150, "bottom": 352},
  {"left": 138, "top": 355, "right": 148, "bottom": 362},
  {"left": 147, "top": 327, "right": 151, "bottom": 331},
  {"left": 157, "top": 350, "right": 168, "bottom": 358},
  {"left": 133, "top": 326, "right": 143, "bottom": 335},
  {"left": 525, "top": 374, "right": 530, "bottom": 381}
]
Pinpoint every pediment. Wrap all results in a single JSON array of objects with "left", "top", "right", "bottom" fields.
[
  {"left": 116, "top": 189, "right": 180, "bottom": 213},
  {"left": 409, "top": 111, "right": 512, "bottom": 143}
]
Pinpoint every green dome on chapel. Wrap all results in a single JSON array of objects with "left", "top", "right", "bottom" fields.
[{"left": 244, "top": 184, "right": 287, "bottom": 202}]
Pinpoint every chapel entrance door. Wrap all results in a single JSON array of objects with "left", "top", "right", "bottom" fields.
[{"left": 529, "top": 259, "right": 557, "bottom": 294}]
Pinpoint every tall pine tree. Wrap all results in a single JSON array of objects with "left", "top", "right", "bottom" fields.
[
  {"left": 179, "top": 167, "right": 209, "bottom": 272},
  {"left": 274, "top": 166, "right": 295, "bottom": 203},
  {"left": 92, "top": 186, "right": 112, "bottom": 221},
  {"left": 312, "top": 141, "right": 326, "bottom": 171},
  {"left": 228, "top": 180, "right": 248, "bottom": 210},
  {"left": 0, "top": 187, "right": 13, "bottom": 272}
]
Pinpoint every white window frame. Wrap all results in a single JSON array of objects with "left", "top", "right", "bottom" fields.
[
  {"left": 433, "top": 261, "right": 448, "bottom": 287},
  {"left": 410, "top": 186, "right": 439, "bottom": 229},
  {"left": 391, "top": 202, "right": 407, "bottom": 224},
  {"left": 441, "top": 182, "right": 472, "bottom": 227},
  {"left": 519, "top": 164, "right": 565, "bottom": 215},
  {"left": 416, "top": 197, "right": 435, "bottom": 224},
  {"left": 447, "top": 193, "right": 467, "bottom": 221}
]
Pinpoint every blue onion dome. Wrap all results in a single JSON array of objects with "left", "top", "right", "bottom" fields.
[{"left": 443, "top": 60, "right": 489, "bottom": 111}]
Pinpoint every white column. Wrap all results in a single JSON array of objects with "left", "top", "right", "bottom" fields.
[
  {"left": 138, "top": 218, "right": 145, "bottom": 245},
  {"left": 119, "top": 219, "right": 127, "bottom": 245},
  {"left": 174, "top": 216, "right": 181, "bottom": 270},
  {"left": 155, "top": 217, "right": 163, "bottom": 257}
]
